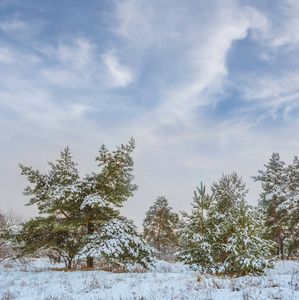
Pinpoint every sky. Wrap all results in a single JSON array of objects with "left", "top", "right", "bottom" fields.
[{"left": 0, "top": 0, "right": 299, "bottom": 229}]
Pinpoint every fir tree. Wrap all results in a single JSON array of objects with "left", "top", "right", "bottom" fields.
[
  {"left": 143, "top": 196, "right": 179, "bottom": 260},
  {"left": 180, "top": 173, "right": 275, "bottom": 276},
  {"left": 9, "top": 138, "right": 154, "bottom": 269},
  {"left": 252, "top": 153, "right": 289, "bottom": 259}
]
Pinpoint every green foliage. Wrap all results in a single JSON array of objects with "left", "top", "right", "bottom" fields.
[
  {"left": 179, "top": 173, "right": 275, "bottom": 276},
  {"left": 181, "top": 183, "right": 212, "bottom": 236},
  {"left": 253, "top": 153, "right": 299, "bottom": 259},
  {"left": 12, "top": 216, "right": 85, "bottom": 268},
  {"left": 285, "top": 156, "right": 299, "bottom": 258},
  {"left": 80, "top": 217, "right": 156, "bottom": 269},
  {"left": 143, "top": 196, "right": 179, "bottom": 260},
  {"left": 179, "top": 183, "right": 213, "bottom": 269},
  {"left": 7, "top": 138, "right": 153, "bottom": 269}
]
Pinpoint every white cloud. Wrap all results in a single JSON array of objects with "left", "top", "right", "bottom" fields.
[
  {"left": 41, "top": 69, "right": 79, "bottom": 86},
  {"left": 270, "top": 1, "right": 299, "bottom": 48},
  {"left": 112, "top": 0, "right": 153, "bottom": 46},
  {"left": 0, "top": 19, "right": 30, "bottom": 33},
  {"left": 0, "top": 17, "right": 42, "bottom": 43},
  {"left": 102, "top": 53, "right": 134, "bottom": 88},
  {"left": 54, "top": 37, "right": 94, "bottom": 70},
  {"left": 1, "top": 0, "right": 299, "bottom": 225},
  {"left": 247, "top": 0, "right": 299, "bottom": 50},
  {"left": 0, "top": 48, "right": 14, "bottom": 63},
  {"left": 245, "top": 73, "right": 299, "bottom": 101},
  {"left": 210, "top": 1, "right": 299, "bottom": 122},
  {"left": 110, "top": 1, "right": 269, "bottom": 147},
  {"left": 39, "top": 37, "right": 97, "bottom": 87},
  {"left": 0, "top": 87, "right": 95, "bottom": 133},
  {"left": 241, "top": 71, "right": 299, "bottom": 121},
  {"left": 38, "top": 37, "right": 135, "bottom": 90},
  {"left": 67, "top": 103, "right": 95, "bottom": 117}
]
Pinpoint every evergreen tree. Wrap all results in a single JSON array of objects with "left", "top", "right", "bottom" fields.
[
  {"left": 180, "top": 173, "right": 275, "bottom": 276},
  {"left": 284, "top": 156, "right": 299, "bottom": 258},
  {"left": 143, "top": 196, "right": 179, "bottom": 260},
  {"left": 190, "top": 183, "right": 212, "bottom": 235},
  {"left": 252, "top": 153, "right": 289, "bottom": 259},
  {"left": 179, "top": 183, "right": 213, "bottom": 270},
  {"left": 80, "top": 217, "right": 155, "bottom": 269},
  {"left": 8, "top": 138, "right": 154, "bottom": 269}
]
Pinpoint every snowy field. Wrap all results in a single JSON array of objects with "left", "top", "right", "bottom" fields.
[{"left": 0, "top": 259, "right": 298, "bottom": 300}]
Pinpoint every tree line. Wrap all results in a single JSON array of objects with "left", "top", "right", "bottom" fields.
[{"left": 0, "top": 139, "right": 298, "bottom": 276}]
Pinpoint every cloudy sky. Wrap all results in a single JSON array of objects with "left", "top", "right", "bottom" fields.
[{"left": 1, "top": 0, "right": 299, "bottom": 228}]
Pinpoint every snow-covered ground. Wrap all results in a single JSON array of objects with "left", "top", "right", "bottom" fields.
[{"left": 0, "top": 258, "right": 298, "bottom": 300}]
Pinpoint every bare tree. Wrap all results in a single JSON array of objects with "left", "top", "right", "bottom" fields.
[{"left": 0, "top": 210, "right": 22, "bottom": 262}]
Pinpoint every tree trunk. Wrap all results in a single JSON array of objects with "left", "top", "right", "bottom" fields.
[
  {"left": 280, "top": 236, "right": 284, "bottom": 260},
  {"left": 64, "top": 257, "right": 72, "bottom": 270},
  {"left": 157, "top": 213, "right": 162, "bottom": 259},
  {"left": 67, "top": 261, "right": 71, "bottom": 270},
  {"left": 273, "top": 204, "right": 283, "bottom": 258},
  {"left": 87, "top": 221, "right": 94, "bottom": 268},
  {"left": 87, "top": 256, "right": 93, "bottom": 268},
  {"left": 201, "top": 205, "right": 204, "bottom": 235},
  {"left": 221, "top": 235, "right": 228, "bottom": 263}
]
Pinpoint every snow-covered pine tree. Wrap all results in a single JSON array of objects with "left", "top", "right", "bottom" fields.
[
  {"left": 80, "top": 217, "right": 155, "bottom": 270},
  {"left": 179, "top": 183, "right": 213, "bottom": 270},
  {"left": 179, "top": 173, "right": 275, "bottom": 276},
  {"left": 189, "top": 183, "right": 212, "bottom": 236},
  {"left": 285, "top": 156, "right": 299, "bottom": 258},
  {"left": 252, "top": 153, "right": 289, "bottom": 259},
  {"left": 78, "top": 138, "right": 138, "bottom": 267},
  {"left": 14, "top": 147, "right": 84, "bottom": 268},
  {"left": 143, "top": 196, "right": 179, "bottom": 260},
  {"left": 10, "top": 138, "right": 154, "bottom": 269}
]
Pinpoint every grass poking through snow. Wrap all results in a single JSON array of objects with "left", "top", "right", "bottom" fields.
[{"left": 0, "top": 259, "right": 298, "bottom": 299}]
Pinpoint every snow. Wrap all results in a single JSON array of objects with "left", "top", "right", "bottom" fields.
[
  {"left": 1, "top": 258, "right": 298, "bottom": 299},
  {"left": 80, "top": 194, "right": 110, "bottom": 209},
  {"left": 78, "top": 218, "right": 155, "bottom": 268}
]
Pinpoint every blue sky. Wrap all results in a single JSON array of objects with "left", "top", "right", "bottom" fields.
[{"left": 1, "top": 0, "right": 299, "bottom": 228}]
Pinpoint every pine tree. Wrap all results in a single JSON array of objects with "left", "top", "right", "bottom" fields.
[
  {"left": 9, "top": 138, "right": 154, "bottom": 269},
  {"left": 80, "top": 217, "right": 155, "bottom": 269},
  {"left": 190, "top": 183, "right": 212, "bottom": 235},
  {"left": 143, "top": 196, "right": 179, "bottom": 260},
  {"left": 179, "top": 183, "right": 213, "bottom": 270},
  {"left": 252, "top": 153, "right": 289, "bottom": 259},
  {"left": 179, "top": 173, "right": 275, "bottom": 276},
  {"left": 284, "top": 156, "right": 299, "bottom": 258}
]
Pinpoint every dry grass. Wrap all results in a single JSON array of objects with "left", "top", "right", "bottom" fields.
[{"left": 1, "top": 258, "right": 298, "bottom": 299}]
